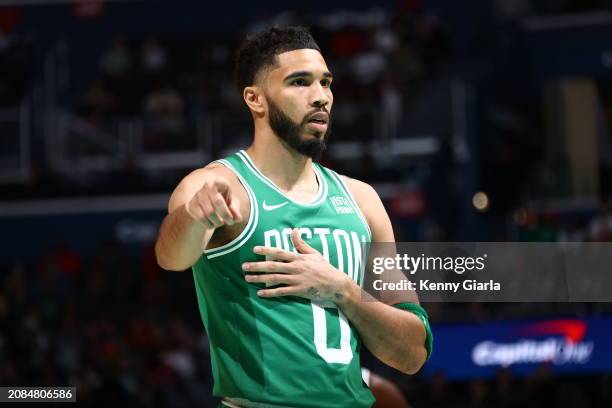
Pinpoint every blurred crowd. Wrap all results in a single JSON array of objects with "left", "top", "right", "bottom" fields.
[
  {"left": 0, "top": 241, "right": 219, "bottom": 407},
  {"left": 3, "top": 0, "right": 611, "bottom": 242},
  {"left": 74, "top": 5, "right": 450, "bottom": 151},
  {"left": 1, "top": 239, "right": 611, "bottom": 407},
  {"left": 1, "top": 4, "right": 457, "bottom": 207},
  {"left": 404, "top": 368, "right": 612, "bottom": 408}
]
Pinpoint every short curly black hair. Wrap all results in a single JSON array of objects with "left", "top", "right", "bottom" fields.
[{"left": 234, "top": 26, "right": 321, "bottom": 90}]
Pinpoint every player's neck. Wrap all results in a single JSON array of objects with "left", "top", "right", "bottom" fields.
[{"left": 245, "top": 140, "right": 315, "bottom": 192}]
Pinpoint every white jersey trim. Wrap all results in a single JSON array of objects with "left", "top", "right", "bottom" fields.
[
  {"left": 361, "top": 367, "right": 372, "bottom": 387},
  {"left": 204, "top": 159, "right": 259, "bottom": 259},
  {"left": 237, "top": 150, "right": 328, "bottom": 207}
]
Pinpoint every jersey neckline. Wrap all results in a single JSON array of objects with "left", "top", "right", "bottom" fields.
[{"left": 237, "top": 150, "right": 328, "bottom": 207}]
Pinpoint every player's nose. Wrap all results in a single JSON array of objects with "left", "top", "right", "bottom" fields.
[{"left": 310, "top": 83, "right": 330, "bottom": 108}]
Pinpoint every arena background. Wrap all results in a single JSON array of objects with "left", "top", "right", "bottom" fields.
[{"left": 1, "top": 0, "right": 612, "bottom": 406}]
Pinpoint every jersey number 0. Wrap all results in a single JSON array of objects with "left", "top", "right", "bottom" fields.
[{"left": 312, "top": 301, "right": 353, "bottom": 364}]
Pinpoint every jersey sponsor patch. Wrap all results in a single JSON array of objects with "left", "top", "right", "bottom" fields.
[{"left": 330, "top": 196, "right": 355, "bottom": 215}]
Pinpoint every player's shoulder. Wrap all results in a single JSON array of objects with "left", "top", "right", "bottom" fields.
[
  {"left": 337, "top": 174, "right": 381, "bottom": 206},
  {"left": 314, "top": 163, "right": 379, "bottom": 204},
  {"left": 183, "top": 161, "right": 239, "bottom": 185},
  {"left": 168, "top": 161, "right": 244, "bottom": 213},
  {"left": 334, "top": 173, "right": 386, "bottom": 227},
  {"left": 332, "top": 172, "right": 394, "bottom": 241},
  {"left": 176, "top": 161, "right": 242, "bottom": 194}
]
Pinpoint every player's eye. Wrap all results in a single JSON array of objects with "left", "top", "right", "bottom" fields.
[
  {"left": 291, "top": 78, "right": 308, "bottom": 86},
  {"left": 321, "top": 79, "right": 332, "bottom": 87}
]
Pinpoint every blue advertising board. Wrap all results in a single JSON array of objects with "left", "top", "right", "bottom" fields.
[{"left": 424, "top": 317, "right": 612, "bottom": 379}]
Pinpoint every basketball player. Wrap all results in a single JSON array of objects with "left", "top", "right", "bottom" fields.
[{"left": 155, "top": 26, "right": 433, "bottom": 408}]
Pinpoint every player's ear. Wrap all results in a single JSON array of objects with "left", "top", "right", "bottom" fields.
[{"left": 243, "top": 86, "right": 265, "bottom": 115}]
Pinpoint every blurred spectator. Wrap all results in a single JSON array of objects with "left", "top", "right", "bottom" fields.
[
  {"left": 419, "top": 371, "right": 461, "bottom": 407},
  {"left": 143, "top": 84, "right": 187, "bottom": 150},
  {"left": 525, "top": 363, "right": 556, "bottom": 407},
  {"left": 140, "top": 35, "right": 167, "bottom": 76},
  {"left": 380, "top": 73, "right": 403, "bottom": 140},
  {"left": 99, "top": 34, "right": 141, "bottom": 114},
  {"left": 388, "top": 41, "right": 425, "bottom": 88},
  {"left": 44, "top": 241, "right": 81, "bottom": 280},
  {"left": 490, "top": 368, "right": 527, "bottom": 407},
  {"left": 413, "top": 14, "right": 450, "bottom": 77},
  {"left": 100, "top": 34, "right": 132, "bottom": 80},
  {"left": 349, "top": 46, "right": 387, "bottom": 87},
  {"left": 80, "top": 78, "right": 117, "bottom": 116},
  {"left": 144, "top": 85, "right": 183, "bottom": 118},
  {"left": 329, "top": 28, "right": 368, "bottom": 59},
  {"left": 372, "top": 26, "right": 399, "bottom": 54},
  {"left": 468, "top": 379, "right": 490, "bottom": 408}
]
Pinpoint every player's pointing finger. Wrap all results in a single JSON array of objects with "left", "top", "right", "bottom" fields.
[
  {"left": 227, "top": 194, "right": 242, "bottom": 223},
  {"left": 208, "top": 190, "right": 234, "bottom": 225},
  {"left": 212, "top": 176, "right": 231, "bottom": 193}
]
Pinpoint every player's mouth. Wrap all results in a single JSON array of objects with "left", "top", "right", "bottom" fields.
[{"left": 306, "top": 112, "right": 329, "bottom": 132}]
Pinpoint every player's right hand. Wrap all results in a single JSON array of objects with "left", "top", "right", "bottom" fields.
[{"left": 185, "top": 176, "right": 242, "bottom": 229}]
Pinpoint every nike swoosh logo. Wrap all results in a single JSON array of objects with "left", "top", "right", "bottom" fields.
[{"left": 262, "top": 201, "right": 289, "bottom": 211}]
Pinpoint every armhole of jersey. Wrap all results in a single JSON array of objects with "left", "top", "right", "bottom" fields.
[
  {"left": 361, "top": 367, "right": 371, "bottom": 387},
  {"left": 325, "top": 168, "right": 372, "bottom": 241},
  {"left": 203, "top": 159, "right": 259, "bottom": 259}
]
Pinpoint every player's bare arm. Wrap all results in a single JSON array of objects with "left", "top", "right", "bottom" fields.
[
  {"left": 155, "top": 163, "right": 247, "bottom": 271},
  {"left": 334, "top": 177, "right": 427, "bottom": 374},
  {"left": 243, "top": 177, "right": 428, "bottom": 374}
]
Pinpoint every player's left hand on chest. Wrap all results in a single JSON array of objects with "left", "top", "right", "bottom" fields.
[{"left": 242, "top": 228, "right": 349, "bottom": 302}]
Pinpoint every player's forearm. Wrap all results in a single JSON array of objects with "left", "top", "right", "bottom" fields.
[
  {"left": 337, "top": 279, "right": 427, "bottom": 374},
  {"left": 155, "top": 204, "right": 210, "bottom": 271}
]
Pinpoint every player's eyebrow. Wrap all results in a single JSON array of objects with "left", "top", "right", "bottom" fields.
[{"left": 283, "top": 71, "right": 334, "bottom": 81}]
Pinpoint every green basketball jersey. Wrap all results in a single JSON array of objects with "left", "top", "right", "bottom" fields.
[{"left": 192, "top": 150, "right": 375, "bottom": 408}]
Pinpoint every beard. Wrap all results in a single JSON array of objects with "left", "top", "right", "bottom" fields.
[{"left": 267, "top": 98, "right": 331, "bottom": 161}]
